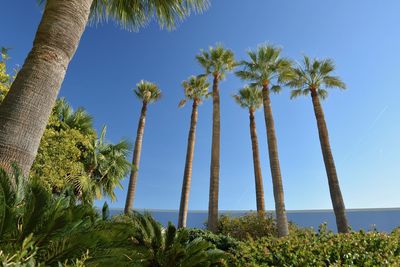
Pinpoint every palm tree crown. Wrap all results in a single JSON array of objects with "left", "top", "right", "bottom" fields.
[
  {"left": 179, "top": 75, "right": 211, "bottom": 107},
  {"left": 233, "top": 86, "right": 263, "bottom": 111},
  {"left": 235, "top": 44, "right": 291, "bottom": 91},
  {"left": 286, "top": 56, "right": 346, "bottom": 99},
  {"left": 134, "top": 80, "right": 162, "bottom": 104},
  {"left": 37, "top": 0, "right": 210, "bottom": 31},
  {"left": 196, "top": 44, "right": 236, "bottom": 78},
  {"left": 86, "top": 126, "right": 132, "bottom": 201},
  {"left": 53, "top": 98, "right": 95, "bottom": 135}
]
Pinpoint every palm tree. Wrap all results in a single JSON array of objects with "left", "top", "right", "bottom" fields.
[
  {"left": 84, "top": 126, "right": 132, "bottom": 202},
  {"left": 233, "top": 86, "right": 265, "bottom": 213},
  {"left": 285, "top": 56, "right": 349, "bottom": 233},
  {"left": 177, "top": 76, "right": 210, "bottom": 228},
  {"left": 196, "top": 45, "right": 236, "bottom": 232},
  {"left": 0, "top": 0, "right": 210, "bottom": 176},
  {"left": 52, "top": 97, "right": 95, "bottom": 135},
  {"left": 124, "top": 80, "right": 161, "bottom": 214},
  {"left": 235, "top": 45, "right": 291, "bottom": 237}
]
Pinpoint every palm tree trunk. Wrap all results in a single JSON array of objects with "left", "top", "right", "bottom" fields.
[
  {"left": 178, "top": 100, "right": 199, "bottom": 228},
  {"left": 249, "top": 109, "right": 265, "bottom": 213},
  {"left": 310, "top": 89, "right": 349, "bottom": 233},
  {"left": 0, "top": 0, "right": 93, "bottom": 176},
  {"left": 262, "top": 85, "right": 289, "bottom": 237},
  {"left": 208, "top": 75, "right": 220, "bottom": 232},
  {"left": 124, "top": 102, "right": 147, "bottom": 213}
]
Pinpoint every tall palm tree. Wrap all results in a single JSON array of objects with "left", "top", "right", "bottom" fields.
[
  {"left": 0, "top": 0, "right": 209, "bottom": 176},
  {"left": 196, "top": 45, "right": 236, "bottom": 232},
  {"left": 285, "top": 56, "right": 349, "bottom": 233},
  {"left": 235, "top": 45, "right": 291, "bottom": 237},
  {"left": 177, "top": 76, "right": 210, "bottom": 228},
  {"left": 233, "top": 86, "right": 265, "bottom": 213},
  {"left": 124, "top": 80, "right": 161, "bottom": 214}
]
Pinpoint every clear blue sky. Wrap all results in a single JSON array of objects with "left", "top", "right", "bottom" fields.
[{"left": 2, "top": 1, "right": 400, "bottom": 211}]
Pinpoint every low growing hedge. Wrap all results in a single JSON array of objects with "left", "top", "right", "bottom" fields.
[{"left": 229, "top": 224, "right": 400, "bottom": 266}]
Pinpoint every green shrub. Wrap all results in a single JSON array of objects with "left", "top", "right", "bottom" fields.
[
  {"left": 186, "top": 228, "right": 240, "bottom": 251},
  {"left": 229, "top": 224, "right": 400, "bottom": 266},
  {"left": 217, "top": 213, "right": 304, "bottom": 241},
  {"left": 217, "top": 213, "right": 277, "bottom": 240}
]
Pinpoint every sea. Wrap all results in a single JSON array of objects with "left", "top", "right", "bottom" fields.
[{"left": 109, "top": 208, "right": 400, "bottom": 232}]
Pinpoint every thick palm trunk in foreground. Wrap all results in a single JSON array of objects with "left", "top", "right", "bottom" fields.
[
  {"left": 249, "top": 109, "right": 265, "bottom": 212},
  {"left": 262, "top": 85, "right": 289, "bottom": 237},
  {"left": 0, "top": 0, "right": 93, "bottom": 175},
  {"left": 125, "top": 102, "right": 147, "bottom": 213},
  {"left": 208, "top": 75, "right": 220, "bottom": 232},
  {"left": 310, "top": 89, "right": 349, "bottom": 233},
  {"left": 178, "top": 101, "right": 199, "bottom": 228}
]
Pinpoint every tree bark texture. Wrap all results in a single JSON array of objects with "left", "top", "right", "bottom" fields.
[
  {"left": 0, "top": 0, "right": 93, "bottom": 176},
  {"left": 178, "top": 101, "right": 199, "bottom": 228},
  {"left": 262, "top": 85, "right": 289, "bottom": 237},
  {"left": 311, "top": 89, "right": 349, "bottom": 233},
  {"left": 207, "top": 76, "right": 220, "bottom": 233},
  {"left": 124, "top": 102, "right": 147, "bottom": 213},
  {"left": 249, "top": 109, "right": 266, "bottom": 212}
]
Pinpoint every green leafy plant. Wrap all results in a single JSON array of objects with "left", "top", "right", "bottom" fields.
[{"left": 125, "top": 212, "right": 227, "bottom": 266}]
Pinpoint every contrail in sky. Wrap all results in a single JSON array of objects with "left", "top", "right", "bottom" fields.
[{"left": 341, "top": 105, "right": 388, "bottom": 163}]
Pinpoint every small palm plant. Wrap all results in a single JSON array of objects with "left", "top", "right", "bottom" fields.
[
  {"left": 177, "top": 75, "right": 210, "bottom": 228},
  {"left": 0, "top": 167, "right": 135, "bottom": 266},
  {"left": 285, "top": 56, "right": 349, "bottom": 233},
  {"left": 85, "top": 126, "right": 132, "bottom": 202},
  {"left": 124, "top": 80, "right": 162, "bottom": 213},
  {"left": 127, "top": 213, "right": 227, "bottom": 266},
  {"left": 235, "top": 44, "right": 291, "bottom": 237},
  {"left": 233, "top": 86, "right": 265, "bottom": 213},
  {"left": 196, "top": 44, "right": 236, "bottom": 232}
]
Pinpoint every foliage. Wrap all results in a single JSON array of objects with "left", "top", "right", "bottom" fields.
[
  {"left": 217, "top": 213, "right": 305, "bottom": 242},
  {"left": 285, "top": 55, "right": 346, "bottom": 99},
  {"left": 233, "top": 85, "right": 263, "bottom": 110},
  {"left": 0, "top": 168, "right": 146, "bottom": 266},
  {"left": 122, "top": 212, "right": 227, "bottom": 266},
  {"left": 229, "top": 224, "right": 400, "bottom": 266},
  {"left": 134, "top": 80, "right": 162, "bottom": 104},
  {"left": 0, "top": 47, "right": 15, "bottom": 104},
  {"left": 178, "top": 75, "right": 211, "bottom": 107},
  {"left": 196, "top": 44, "right": 237, "bottom": 79},
  {"left": 30, "top": 99, "right": 131, "bottom": 203},
  {"left": 235, "top": 44, "right": 292, "bottom": 91},
  {"left": 88, "top": 0, "right": 210, "bottom": 31},
  {"left": 186, "top": 228, "right": 239, "bottom": 252},
  {"left": 84, "top": 126, "right": 132, "bottom": 202},
  {"left": 217, "top": 213, "right": 278, "bottom": 241}
]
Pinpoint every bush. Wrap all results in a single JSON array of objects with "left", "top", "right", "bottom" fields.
[
  {"left": 186, "top": 228, "right": 240, "bottom": 251},
  {"left": 217, "top": 212, "right": 304, "bottom": 241},
  {"left": 229, "top": 224, "right": 400, "bottom": 266},
  {"left": 217, "top": 213, "right": 277, "bottom": 240}
]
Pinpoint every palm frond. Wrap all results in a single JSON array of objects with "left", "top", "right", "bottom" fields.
[
  {"left": 90, "top": 0, "right": 210, "bottom": 31},
  {"left": 196, "top": 44, "right": 236, "bottom": 79},
  {"left": 286, "top": 55, "right": 346, "bottom": 100},
  {"left": 134, "top": 80, "right": 162, "bottom": 103}
]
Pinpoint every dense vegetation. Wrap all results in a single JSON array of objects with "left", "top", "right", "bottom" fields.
[{"left": 1, "top": 0, "right": 397, "bottom": 265}]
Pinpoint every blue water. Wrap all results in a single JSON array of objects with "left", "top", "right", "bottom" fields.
[{"left": 110, "top": 208, "right": 400, "bottom": 232}]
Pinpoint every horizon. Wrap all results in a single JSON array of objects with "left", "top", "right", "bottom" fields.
[{"left": 2, "top": 0, "right": 400, "bottom": 212}]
